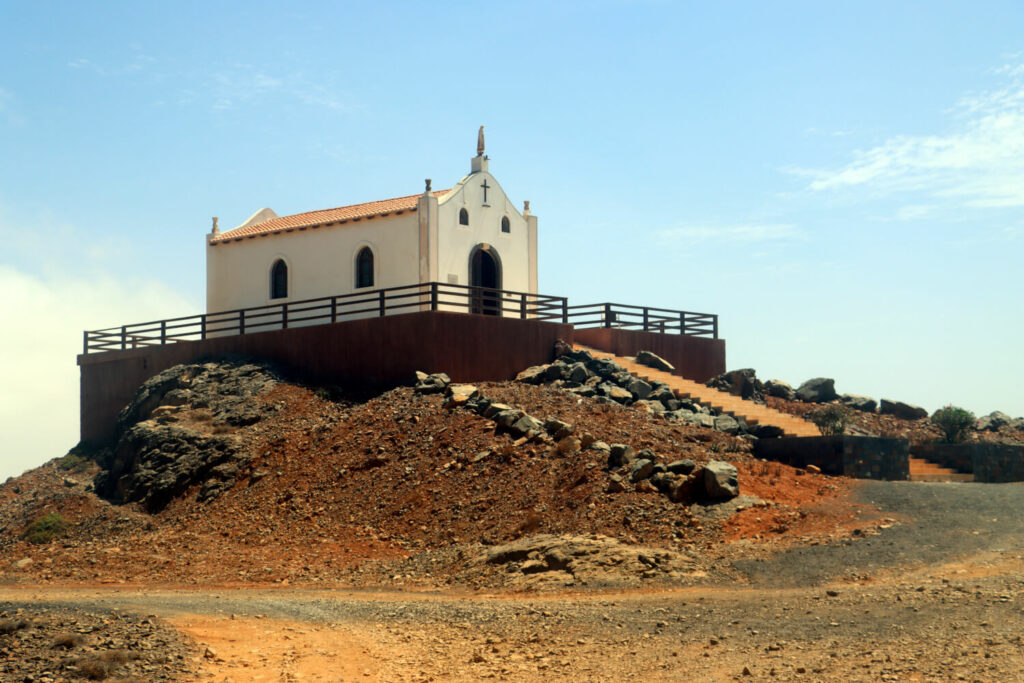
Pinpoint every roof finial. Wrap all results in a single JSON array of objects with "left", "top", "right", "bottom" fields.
[
  {"left": 476, "top": 125, "right": 485, "bottom": 157},
  {"left": 211, "top": 217, "right": 220, "bottom": 235},
  {"left": 424, "top": 178, "right": 432, "bottom": 195}
]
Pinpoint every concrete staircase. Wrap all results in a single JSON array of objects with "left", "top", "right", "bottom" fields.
[
  {"left": 908, "top": 456, "right": 974, "bottom": 482},
  {"left": 575, "top": 344, "right": 820, "bottom": 438}
]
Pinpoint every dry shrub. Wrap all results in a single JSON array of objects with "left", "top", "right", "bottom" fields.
[
  {"left": 53, "top": 632, "right": 85, "bottom": 649},
  {"left": 75, "top": 650, "right": 138, "bottom": 680},
  {"left": 0, "top": 618, "right": 29, "bottom": 634},
  {"left": 514, "top": 511, "right": 542, "bottom": 537}
]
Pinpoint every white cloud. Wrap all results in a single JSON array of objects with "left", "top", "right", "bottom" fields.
[
  {"left": 806, "top": 64, "right": 1024, "bottom": 209},
  {"left": 658, "top": 223, "right": 799, "bottom": 244},
  {"left": 0, "top": 266, "right": 194, "bottom": 481}
]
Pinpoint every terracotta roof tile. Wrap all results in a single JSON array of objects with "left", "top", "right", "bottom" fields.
[{"left": 210, "top": 189, "right": 451, "bottom": 244}]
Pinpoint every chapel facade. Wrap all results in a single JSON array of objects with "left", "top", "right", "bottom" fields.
[{"left": 205, "top": 128, "right": 538, "bottom": 314}]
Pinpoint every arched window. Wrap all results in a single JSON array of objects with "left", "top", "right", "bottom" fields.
[
  {"left": 459, "top": 208, "right": 469, "bottom": 226},
  {"left": 270, "top": 259, "right": 288, "bottom": 300},
  {"left": 355, "top": 247, "right": 374, "bottom": 288},
  {"left": 501, "top": 216, "right": 510, "bottom": 233}
]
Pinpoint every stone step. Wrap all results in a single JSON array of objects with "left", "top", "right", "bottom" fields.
[
  {"left": 907, "top": 456, "right": 973, "bottom": 482},
  {"left": 575, "top": 344, "right": 820, "bottom": 438}
]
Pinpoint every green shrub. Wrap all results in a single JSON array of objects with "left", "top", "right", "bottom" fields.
[
  {"left": 57, "top": 453, "right": 89, "bottom": 471},
  {"left": 931, "top": 405, "right": 975, "bottom": 443},
  {"left": 808, "top": 404, "right": 855, "bottom": 436},
  {"left": 21, "top": 513, "right": 69, "bottom": 545}
]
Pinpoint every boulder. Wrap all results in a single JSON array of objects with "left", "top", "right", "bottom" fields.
[
  {"left": 606, "top": 474, "right": 626, "bottom": 493},
  {"left": 666, "top": 459, "right": 696, "bottom": 475},
  {"left": 764, "top": 379, "right": 796, "bottom": 401},
  {"left": 682, "top": 413, "right": 716, "bottom": 429},
  {"left": 491, "top": 409, "right": 525, "bottom": 429},
  {"left": 543, "top": 418, "right": 573, "bottom": 439},
  {"left": 703, "top": 460, "right": 739, "bottom": 499},
  {"left": 977, "top": 411, "right": 1011, "bottom": 431},
  {"left": 840, "top": 394, "right": 877, "bottom": 413},
  {"left": 414, "top": 372, "right": 451, "bottom": 394},
  {"left": 608, "top": 444, "right": 636, "bottom": 469},
  {"left": 796, "top": 378, "right": 837, "bottom": 403},
  {"left": 879, "top": 399, "right": 928, "bottom": 420},
  {"left": 636, "top": 350, "right": 675, "bottom": 373},
  {"left": 603, "top": 385, "right": 633, "bottom": 404},
  {"left": 483, "top": 402, "right": 513, "bottom": 418},
  {"left": 544, "top": 362, "right": 568, "bottom": 381},
  {"left": 586, "top": 358, "right": 622, "bottom": 378},
  {"left": 626, "top": 379, "right": 652, "bottom": 400},
  {"left": 714, "top": 414, "right": 741, "bottom": 435},
  {"left": 511, "top": 414, "right": 544, "bottom": 436},
  {"left": 634, "top": 400, "right": 666, "bottom": 414},
  {"left": 515, "top": 365, "right": 549, "bottom": 384},
  {"left": 446, "top": 383, "right": 478, "bottom": 399},
  {"left": 567, "top": 362, "right": 590, "bottom": 384},
  {"left": 748, "top": 423, "right": 785, "bottom": 439},
  {"left": 706, "top": 369, "right": 764, "bottom": 402},
  {"left": 647, "top": 385, "right": 676, "bottom": 405},
  {"left": 629, "top": 459, "right": 655, "bottom": 483}
]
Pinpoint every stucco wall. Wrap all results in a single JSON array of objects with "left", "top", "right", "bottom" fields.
[
  {"left": 206, "top": 212, "right": 420, "bottom": 313},
  {"left": 437, "top": 171, "right": 532, "bottom": 293}
]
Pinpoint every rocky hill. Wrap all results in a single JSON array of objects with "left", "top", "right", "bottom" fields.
[{"left": 1, "top": 352, "right": 1020, "bottom": 592}]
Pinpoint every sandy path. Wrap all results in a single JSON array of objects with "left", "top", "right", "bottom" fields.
[{"left": 171, "top": 615, "right": 381, "bottom": 682}]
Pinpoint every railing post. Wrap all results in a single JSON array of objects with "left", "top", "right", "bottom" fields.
[
  {"left": 679, "top": 312, "right": 686, "bottom": 335},
  {"left": 239, "top": 310, "right": 246, "bottom": 335},
  {"left": 160, "top": 320, "right": 167, "bottom": 344},
  {"left": 201, "top": 314, "right": 207, "bottom": 340},
  {"left": 331, "top": 296, "right": 337, "bottom": 324},
  {"left": 379, "top": 289, "right": 386, "bottom": 317},
  {"left": 520, "top": 293, "right": 527, "bottom": 319},
  {"left": 642, "top": 308, "right": 649, "bottom": 332},
  {"left": 561, "top": 298, "right": 568, "bottom": 324},
  {"left": 603, "top": 303, "right": 612, "bottom": 328},
  {"left": 282, "top": 303, "right": 288, "bottom": 329},
  {"left": 83, "top": 331, "right": 88, "bottom": 355},
  {"left": 713, "top": 315, "right": 718, "bottom": 340},
  {"left": 430, "top": 282, "right": 439, "bottom": 312},
  {"left": 121, "top": 325, "right": 127, "bottom": 350}
]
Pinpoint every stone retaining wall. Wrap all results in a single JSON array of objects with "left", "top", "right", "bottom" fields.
[
  {"left": 913, "top": 443, "right": 1024, "bottom": 482},
  {"left": 753, "top": 436, "right": 909, "bottom": 481}
]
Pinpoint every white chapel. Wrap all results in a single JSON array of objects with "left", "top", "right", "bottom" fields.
[{"left": 206, "top": 128, "right": 538, "bottom": 314}]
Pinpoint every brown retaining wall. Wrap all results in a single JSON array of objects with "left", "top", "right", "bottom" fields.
[
  {"left": 573, "top": 327, "right": 726, "bottom": 382},
  {"left": 79, "top": 312, "right": 573, "bottom": 445}
]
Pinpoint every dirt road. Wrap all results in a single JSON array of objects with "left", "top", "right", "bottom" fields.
[{"left": 4, "top": 480, "right": 1024, "bottom": 681}]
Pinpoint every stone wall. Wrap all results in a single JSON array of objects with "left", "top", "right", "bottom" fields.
[
  {"left": 913, "top": 443, "right": 1024, "bottom": 482},
  {"left": 971, "top": 444, "right": 1024, "bottom": 483},
  {"left": 753, "top": 436, "right": 909, "bottom": 481}
]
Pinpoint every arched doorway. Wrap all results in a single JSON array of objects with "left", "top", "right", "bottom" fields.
[{"left": 469, "top": 244, "right": 502, "bottom": 316}]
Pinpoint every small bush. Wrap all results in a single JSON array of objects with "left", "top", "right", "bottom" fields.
[
  {"left": 931, "top": 405, "right": 975, "bottom": 443},
  {"left": 53, "top": 632, "right": 85, "bottom": 649},
  {"left": 808, "top": 404, "right": 855, "bottom": 436},
  {"left": 0, "top": 618, "right": 29, "bottom": 634},
  {"left": 21, "top": 513, "right": 69, "bottom": 545},
  {"left": 57, "top": 453, "right": 90, "bottom": 471}
]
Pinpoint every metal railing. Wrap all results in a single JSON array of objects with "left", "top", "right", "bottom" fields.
[
  {"left": 82, "top": 282, "right": 717, "bottom": 354},
  {"left": 565, "top": 302, "right": 718, "bottom": 338}
]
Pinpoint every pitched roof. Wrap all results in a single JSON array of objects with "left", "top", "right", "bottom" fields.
[{"left": 210, "top": 189, "right": 451, "bottom": 244}]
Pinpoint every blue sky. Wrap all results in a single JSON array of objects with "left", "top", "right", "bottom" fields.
[{"left": 2, "top": 1, "right": 1023, "bottom": 478}]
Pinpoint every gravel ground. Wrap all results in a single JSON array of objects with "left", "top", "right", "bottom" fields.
[
  {"left": 6, "top": 479, "right": 1024, "bottom": 681},
  {"left": 734, "top": 480, "right": 1024, "bottom": 586}
]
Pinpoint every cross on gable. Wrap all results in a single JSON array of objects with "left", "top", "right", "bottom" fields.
[{"left": 480, "top": 179, "right": 490, "bottom": 204}]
